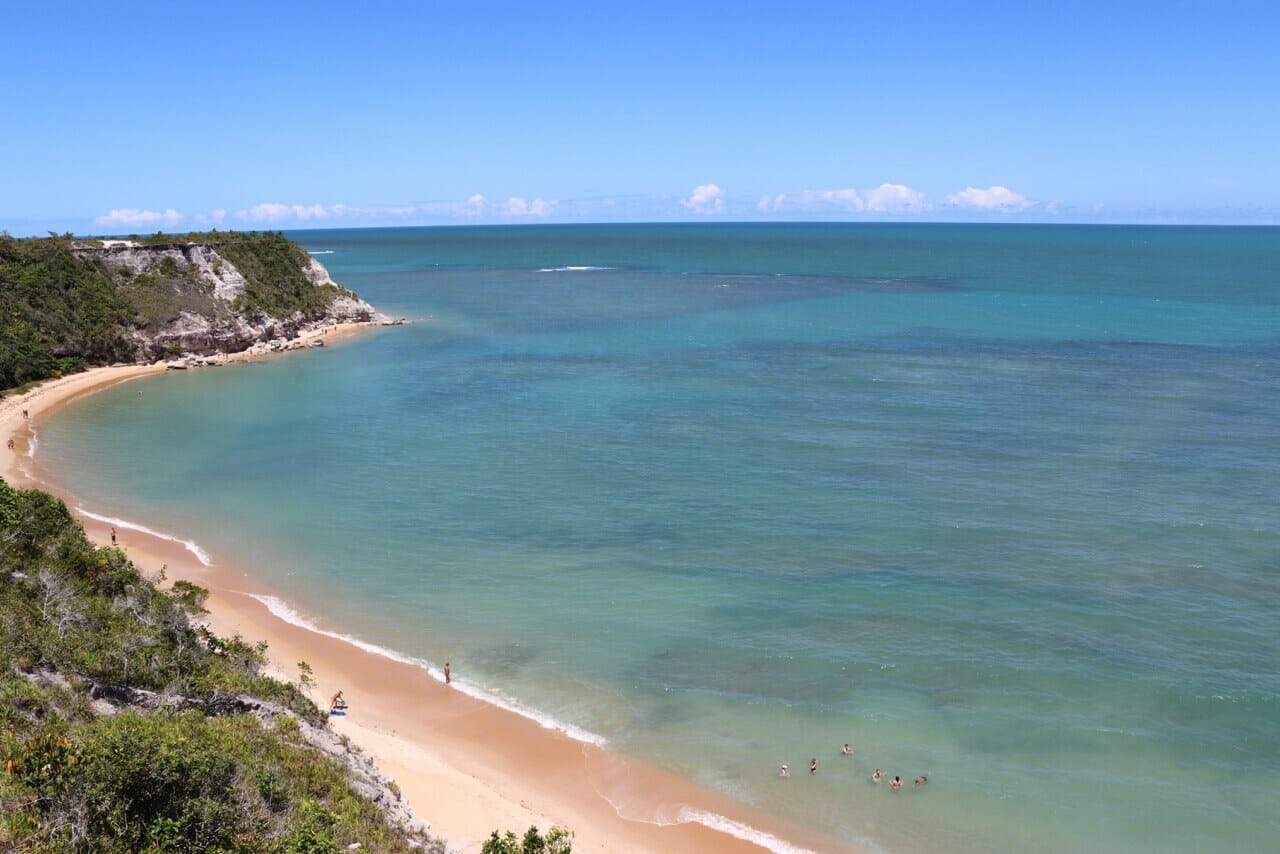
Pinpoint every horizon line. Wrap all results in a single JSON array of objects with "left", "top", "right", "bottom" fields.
[{"left": 10, "top": 219, "right": 1280, "bottom": 240}]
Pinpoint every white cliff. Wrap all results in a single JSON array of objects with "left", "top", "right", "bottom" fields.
[{"left": 71, "top": 241, "right": 382, "bottom": 360}]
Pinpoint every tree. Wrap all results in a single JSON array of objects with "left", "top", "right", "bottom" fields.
[
  {"left": 481, "top": 825, "right": 573, "bottom": 854},
  {"left": 298, "top": 660, "right": 316, "bottom": 697}
]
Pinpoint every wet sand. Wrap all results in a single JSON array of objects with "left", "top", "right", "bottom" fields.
[{"left": 0, "top": 329, "right": 852, "bottom": 854}]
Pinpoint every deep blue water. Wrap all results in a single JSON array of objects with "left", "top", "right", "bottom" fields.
[{"left": 41, "top": 224, "right": 1280, "bottom": 852}]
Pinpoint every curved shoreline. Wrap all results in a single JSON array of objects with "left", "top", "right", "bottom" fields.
[{"left": 0, "top": 340, "right": 855, "bottom": 853}]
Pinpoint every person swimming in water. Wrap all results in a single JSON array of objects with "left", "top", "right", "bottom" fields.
[
  {"left": 915, "top": 775, "right": 928, "bottom": 786},
  {"left": 778, "top": 764, "right": 789, "bottom": 777},
  {"left": 871, "top": 769, "right": 882, "bottom": 782},
  {"left": 841, "top": 743, "right": 852, "bottom": 755},
  {"left": 891, "top": 776, "right": 903, "bottom": 790}
]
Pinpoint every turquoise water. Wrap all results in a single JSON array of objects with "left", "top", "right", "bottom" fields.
[{"left": 41, "top": 225, "right": 1280, "bottom": 852}]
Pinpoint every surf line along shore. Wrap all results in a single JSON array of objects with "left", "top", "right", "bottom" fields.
[{"left": 0, "top": 332, "right": 852, "bottom": 854}]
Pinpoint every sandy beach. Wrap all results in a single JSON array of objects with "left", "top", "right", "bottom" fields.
[{"left": 0, "top": 332, "right": 850, "bottom": 854}]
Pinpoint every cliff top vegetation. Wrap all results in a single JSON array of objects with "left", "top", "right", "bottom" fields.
[{"left": 0, "top": 231, "right": 359, "bottom": 392}]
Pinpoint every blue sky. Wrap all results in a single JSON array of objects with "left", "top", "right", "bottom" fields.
[{"left": 3, "top": 0, "right": 1278, "bottom": 234}]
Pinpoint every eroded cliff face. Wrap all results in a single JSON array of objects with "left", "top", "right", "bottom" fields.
[
  {"left": 83, "top": 243, "right": 251, "bottom": 301},
  {"left": 71, "top": 242, "right": 377, "bottom": 360}
]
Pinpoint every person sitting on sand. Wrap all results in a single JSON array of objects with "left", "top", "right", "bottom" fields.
[
  {"left": 329, "top": 690, "right": 347, "bottom": 713},
  {"left": 915, "top": 775, "right": 928, "bottom": 786},
  {"left": 891, "top": 776, "right": 903, "bottom": 790},
  {"left": 841, "top": 743, "right": 852, "bottom": 755},
  {"left": 778, "top": 764, "right": 789, "bottom": 777},
  {"left": 871, "top": 769, "right": 882, "bottom": 782}
]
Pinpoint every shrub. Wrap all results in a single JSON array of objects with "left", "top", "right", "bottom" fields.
[{"left": 481, "top": 825, "right": 574, "bottom": 854}]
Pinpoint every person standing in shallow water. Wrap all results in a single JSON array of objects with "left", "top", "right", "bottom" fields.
[
  {"left": 810, "top": 758, "right": 818, "bottom": 774},
  {"left": 444, "top": 662, "right": 451, "bottom": 684}
]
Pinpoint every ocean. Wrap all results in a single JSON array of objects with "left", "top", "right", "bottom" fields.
[{"left": 39, "top": 224, "right": 1280, "bottom": 852}]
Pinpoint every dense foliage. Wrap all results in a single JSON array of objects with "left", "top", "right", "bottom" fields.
[
  {"left": 0, "top": 231, "right": 351, "bottom": 392},
  {"left": 481, "top": 826, "right": 574, "bottom": 854},
  {"left": 214, "top": 231, "right": 339, "bottom": 320},
  {"left": 0, "top": 478, "right": 435, "bottom": 852},
  {"left": 0, "top": 234, "right": 136, "bottom": 390}
]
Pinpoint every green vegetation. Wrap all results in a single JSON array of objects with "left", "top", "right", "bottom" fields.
[
  {"left": 481, "top": 826, "right": 574, "bottom": 854},
  {"left": 112, "top": 251, "right": 227, "bottom": 336},
  {"left": 0, "top": 234, "right": 136, "bottom": 390},
  {"left": 126, "top": 230, "right": 356, "bottom": 320},
  {"left": 0, "top": 230, "right": 357, "bottom": 392},
  {"left": 215, "top": 231, "right": 335, "bottom": 320},
  {"left": 0, "top": 478, "right": 437, "bottom": 852}
]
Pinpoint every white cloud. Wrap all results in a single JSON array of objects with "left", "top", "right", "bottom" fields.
[
  {"left": 865, "top": 183, "right": 929, "bottom": 212},
  {"left": 415, "top": 194, "right": 486, "bottom": 218},
  {"left": 946, "top": 185, "right": 1036, "bottom": 211},
  {"left": 783, "top": 189, "right": 865, "bottom": 212},
  {"left": 755, "top": 184, "right": 929, "bottom": 215},
  {"left": 757, "top": 193, "right": 786, "bottom": 213},
  {"left": 210, "top": 209, "right": 227, "bottom": 224},
  {"left": 504, "top": 197, "right": 557, "bottom": 217},
  {"left": 682, "top": 183, "right": 724, "bottom": 214},
  {"left": 236, "top": 202, "right": 332, "bottom": 222},
  {"left": 231, "top": 202, "right": 430, "bottom": 223},
  {"left": 798, "top": 188, "right": 865, "bottom": 211},
  {"left": 94, "top": 208, "right": 184, "bottom": 228}
]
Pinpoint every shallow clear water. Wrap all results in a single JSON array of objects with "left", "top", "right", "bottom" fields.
[{"left": 41, "top": 224, "right": 1280, "bottom": 852}]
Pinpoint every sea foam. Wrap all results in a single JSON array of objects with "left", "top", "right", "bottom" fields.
[
  {"left": 243, "top": 592, "right": 607, "bottom": 746},
  {"left": 536, "top": 265, "right": 614, "bottom": 272},
  {"left": 74, "top": 507, "right": 214, "bottom": 566},
  {"left": 676, "top": 808, "right": 817, "bottom": 854}
]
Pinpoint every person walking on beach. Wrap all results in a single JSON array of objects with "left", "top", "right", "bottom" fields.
[
  {"left": 110, "top": 526, "right": 117, "bottom": 546},
  {"left": 444, "top": 662, "right": 451, "bottom": 684},
  {"left": 6, "top": 438, "right": 13, "bottom": 450}
]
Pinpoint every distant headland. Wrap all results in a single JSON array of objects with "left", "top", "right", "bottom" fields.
[{"left": 0, "top": 230, "right": 400, "bottom": 391}]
